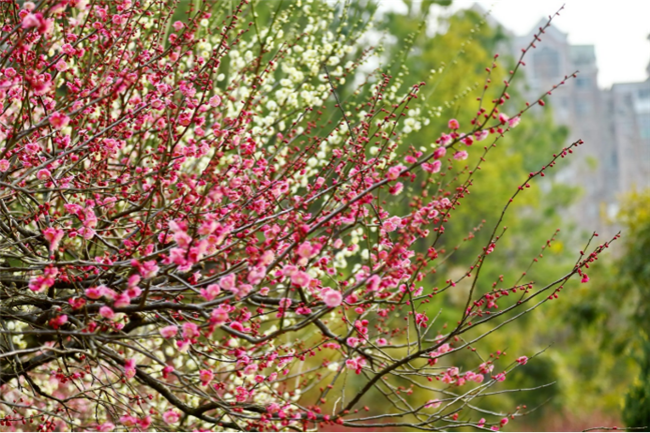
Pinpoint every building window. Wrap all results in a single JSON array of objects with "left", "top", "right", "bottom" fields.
[
  {"left": 609, "top": 150, "right": 618, "bottom": 170},
  {"left": 636, "top": 88, "right": 650, "bottom": 114},
  {"left": 576, "top": 77, "right": 591, "bottom": 88},
  {"left": 639, "top": 114, "right": 650, "bottom": 139},
  {"left": 533, "top": 47, "right": 560, "bottom": 80},
  {"left": 575, "top": 100, "right": 591, "bottom": 116}
]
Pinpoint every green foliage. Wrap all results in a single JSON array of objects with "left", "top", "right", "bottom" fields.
[
  {"left": 377, "top": 5, "right": 578, "bottom": 279},
  {"left": 619, "top": 191, "right": 650, "bottom": 429},
  {"left": 334, "top": 1, "right": 584, "bottom": 423},
  {"left": 618, "top": 191, "right": 650, "bottom": 323},
  {"left": 535, "top": 190, "right": 650, "bottom": 429},
  {"left": 624, "top": 340, "right": 650, "bottom": 430},
  {"left": 195, "top": 0, "right": 637, "bottom": 426},
  {"left": 507, "top": 356, "right": 559, "bottom": 414},
  {"left": 362, "top": 2, "right": 628, "bottom": 427}
]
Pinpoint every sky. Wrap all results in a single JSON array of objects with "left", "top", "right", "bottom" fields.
[
  {"left": 447, "top": 0, "right": 650, "bottom": 89},
  {"left": 378, "top": 0, "right": 650, "bottom": 89}
]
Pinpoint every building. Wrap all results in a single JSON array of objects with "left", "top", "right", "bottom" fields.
[
  {"left": 506, "top": 18, "right": 650, "bottom": 238},
  {"left": 608, "top": 75, "right": 650, "bottom": 196}
]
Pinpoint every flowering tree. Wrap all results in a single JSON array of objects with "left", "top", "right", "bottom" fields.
[{"left": 0, "top": 0, "right": 615, "bottom": 431}]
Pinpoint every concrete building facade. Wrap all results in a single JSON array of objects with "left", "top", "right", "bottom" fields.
[{"left": 507, "top": 19, "right": 650, "bottom": 236}]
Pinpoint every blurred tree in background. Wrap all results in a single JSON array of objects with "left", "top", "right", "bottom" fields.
[
  {"left": 618, "top": 191, "right": 650, "bottom": 429},
  {"left": 163, "top": 1, "right": 648, "bottom": 428},
  {"left": 1, "top": 0, "right": 640, "bottom": 430},
  {"left": 173, "top": 0, "right": 643, "bottom": 428},
  {"left": 351, "top": 0, "right": 643, "bottom": 430}
]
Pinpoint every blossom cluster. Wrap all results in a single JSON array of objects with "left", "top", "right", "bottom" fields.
[{"left": 0, "top": 1, "right": 611, "bottom": 431}]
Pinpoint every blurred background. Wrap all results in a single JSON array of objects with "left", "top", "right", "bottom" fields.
[
  {"left": 340, "top": 0, "right": 650, "bottom": 430},
  {"left": 180, "top": 0, "right": 650, "bottom": 429}
]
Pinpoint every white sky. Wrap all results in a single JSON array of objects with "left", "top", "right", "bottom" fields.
[
  {"left": 377, "top": 0, "right": 650, "bottom": 89},
  {"left": 449, "top": 0, "right": 650, "bottom": 89}
]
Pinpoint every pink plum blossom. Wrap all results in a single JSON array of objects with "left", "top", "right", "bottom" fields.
[
  {"left": 199, "top": 369, "right": 214, "bottom": 385},
  {"left": 162, "top": 410, "right": 180, "bottom": 424},
  {"left": 37, "top": 169, "right": 51, "bottom": 180},
  {"left": 85, "top": 287, "right": 103, "bottom": 299},
  {"left": 433, "top": 146, "right": 447, "bottom": 159},
  {"left": 389, "top": 182, "right": 404, "bottom": 195},
  {"left": 475, "top": 130, "right": 489, "bottom": 141},
  {"left": 28, "top": 267, "right": 58, "bottom": 292},
  {"left": 291, "top": 270, "right": 311, "bottom": 287},
  {"left": 210, "top": 308, "right": 229, "bottom": 326},
  {"left": 49, "top": 111, "right": 70, "bottom": 129},
  {"left": 200, "top": 284, "right": 221, "bottom": 301},
  {"left": 160, "top": 325, "right": 178, "bottom": 338},
  {"left": 182, "top": 321, "right": 200, "bottom": 339},
  {"left": 453, "top": 150, "right": 468, "bottom": 161},
  {"left": 43, "top": 227, "right": 64, "bottom": 251},
  {"left": 425, "top": 399, "right": 441, "bottom": 409},
  {"left": 124, "top": 358, "right": 136, "bottom": 378},
  {"left": 423, "top": 160, "right": 441, "bottom": 173},
  {"left": 387, "top": 165, "right": 405, "bottom": 180},
  {"left": 382, "top": 216, "right": 402, "bottom": 233},
  {"left": 113, "top": 293, "right": 131, "bottom": 308},
  {"left": 219, "top": 273, "right": 236, "bottom": 292},
  {"left": 366, "top": 274, "right": 382, "bottom": 291},
  {"left": 97, "top": 423, "right": 115, "bottom": 432},
  {"left": 54, "top": 59, "right": 68, "bottom": 72},
  {"left": 323, "top": 289, "right": 342, "bottom": 308},
  {"left": 209, "top": 94, "right": 222, "bottom": 107},
  {"left": 22, "top": 12, "right": 53, "bottom": 35},
  {"left": 49, "top": 314, "right": 68, "bottom": 329},
  {"left": 247, "top": 266, "right": 267, "bottom": 285},
  {"left": 99, "top": 306, "right": 115, "bottom": 320},
  {"left": 138, "top": 260, "right": 159, "bottom": 279},
  {"left": 68, "top": 297, "right": 86, "bottom": 310}
]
